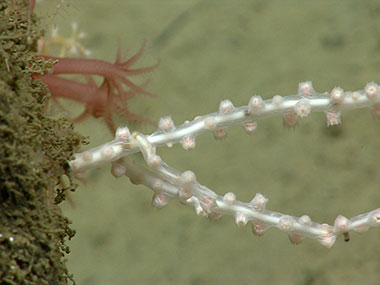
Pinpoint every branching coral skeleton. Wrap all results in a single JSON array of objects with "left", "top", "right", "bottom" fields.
[{"left": 70, "top": 81, "right": 380, "bottom": 248}]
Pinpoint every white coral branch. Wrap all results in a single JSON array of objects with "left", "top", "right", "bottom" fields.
[{"left": 69, "top": 82, "right": 380, "bottom": 247}]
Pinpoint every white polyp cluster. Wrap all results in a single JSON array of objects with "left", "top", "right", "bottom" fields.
[
  {"left": 299, "top": 215, "right": 312, "bottom": 226},
  {"left": 147, "top": 154, "right": 162, "bottom": 168},
  {"left": 219, "top": 99, "right": 235, "bottom": 114},
  {"left": 194, "top": 116, "right": 203, "bottom": 123},
  {"left": 213, "top": 126, "right": 228, "bottom": 140},
  {"left": 158, "top": 116, "right": 175, "bottom": 133},
  {"left": 187, "top": 196, "right": 207, "bottom": 217},
  {"left": 278, "top": 216, "right": 295, "bottom": 231},
  {"left": 325, "top": 111, "right": 341, "bottom": 126},
  {"left": 365, "top": 82, "right": 379, "bottom": 100},
  {"left": 152, "top": 192, "right": 169, "bottom": 209},
  {"left": 251, "top": 222, "right": 266, "bottom": 236},
  {"left": 242, "top": 121, "right": 257, "bottom": 135},
  {"left": 319, "top": 223, "right": 333, "bottom": 234},
  {"left": 317, "top": 224, "right": 336, "bottom": 245},
  {"left": 283, "top": 112, "right": 298, "bottom": 128},
  {"left": 111, "top": 162, "right": 126, "bottom": 178},
  {"left": 200, "top": 196, "right": 217, "bottom": 213},
  {"left": 250, "top": 193, "right": 268, "bottom": 210},
  {"left": 204, "top": 117, "right": 217, "bottom": 130},
  {"left": 318, "top": 234, "right": 336, "bottom": 248},
  {"left": 223, "top": 192, "right": 236, "bottom": 204},
  {"left": 334, "top": 215, "right": 351, "bottom": 233},
  {"left": 288, "top": 231, "right": 304, "bottom": 245},
  {"left": 294, "top": 99, "right": 311, "bottom": 118},
  {"left": 330, "top": 87, "right": 345, "bottom": 104},
  {"left": 181, "top": 136, "right": 196, "bottom": 150},
  {"left": 248, "top": 95, "right": 265, "bottom": 115},
  {"left": 208, "top": 211, "right": 223, "bottom": 221},
  {"left": 115, "top": 127, "right": 131, "bottom": 142},
  {"left": 316, "top": 224, "right": 336, "bottom": 248},
  {"left": 298, "top": 81, "right": 314, "bottom": 97},
  {"left": 180, "top": 170, "right": 196, "bottom": 185},
  {"left": 235, "top": 212, "right": 248, "bottom": 226},
  {"left": 272, "top": 95, "right": 284, "bottom": 105},
  {"left": 351, "top": 91, "right": 360, "bottom": 101}
]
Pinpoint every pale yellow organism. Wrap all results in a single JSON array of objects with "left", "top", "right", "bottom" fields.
[{"left": 38, "top": 22, "right": 91, "bottom": 57}]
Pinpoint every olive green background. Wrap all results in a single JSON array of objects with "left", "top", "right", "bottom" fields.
[{"left": 37, "top": 1, "right": 380, "bottom": 284}]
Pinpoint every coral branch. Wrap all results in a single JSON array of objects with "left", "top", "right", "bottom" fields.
[{"left": 69, "top": 82, "right": 380, "bottom": 247}]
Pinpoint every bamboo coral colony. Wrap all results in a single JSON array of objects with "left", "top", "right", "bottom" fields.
[{"left": 70, "top": 81, "right": 380, "bottom": 248}]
